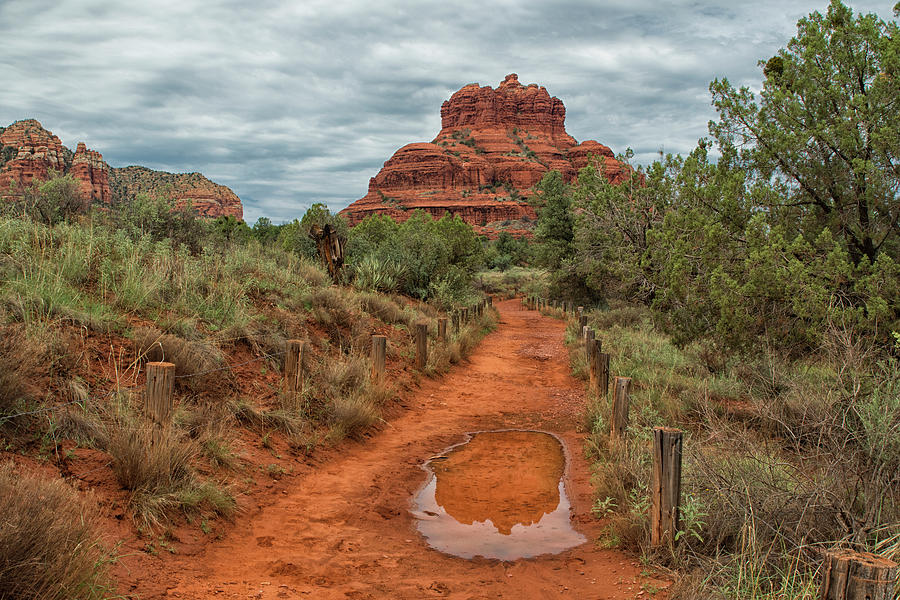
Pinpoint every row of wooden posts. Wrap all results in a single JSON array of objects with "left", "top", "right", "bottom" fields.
[
  {"left": 525, "top": 297, "right": 675, "bottom": 546},
  {"left": 142, "top": 296, "right": 496, "bottom": 424},
  {"left": 525, "top": 296, "right": 899, "bottom": 598}
]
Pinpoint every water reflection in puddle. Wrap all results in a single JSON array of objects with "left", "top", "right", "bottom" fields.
[{"left": 412, "top": 430, "right": 586, "bottom": 560}]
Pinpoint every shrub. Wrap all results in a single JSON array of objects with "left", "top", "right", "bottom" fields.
[
  {"left": 0, "top": 325, "right": 37, "bottom": 418},
  {"left": 107, "top": 423, "right": 233, "bottom": 528},
  {"left": 347, "top": 211, "right": 483, "bottom": 301},
  {"left": 0, "top": 465, "right": 112, "bottom": 600},
  {"left": 23, "top": 174, "right": 87, "bottom": 225},
  {"left": 132, "top": 326, "right": 224, "bottom": 391}
]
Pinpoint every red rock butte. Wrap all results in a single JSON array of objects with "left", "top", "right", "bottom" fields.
[
  {"left": 339, "top": 74, "right": 628, "bottom": 235},
  {"left": 0, "top": 119, "right": 242, "bottom": 220}
]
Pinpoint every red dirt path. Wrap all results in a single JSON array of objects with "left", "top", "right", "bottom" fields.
[{"left": 154, "top": 299, "right": 671, "bottom": 599}]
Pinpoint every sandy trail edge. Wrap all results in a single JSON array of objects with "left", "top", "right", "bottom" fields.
[{"left": 157, "top": 298, "right": 671, "bottom": 599}]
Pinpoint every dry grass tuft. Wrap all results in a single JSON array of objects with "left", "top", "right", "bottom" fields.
[
  {"left": 358, "top": 291, "right": 409, "bottom": 325},
  {"left": 0, "top": 325, "right": 38, "bottom": 417},
  {"left": 0, "top": 464, "right": 112, "bottom": 600},
  {"left": 107, "top": 423, "right": 234, "bottom": 528},
  {"left": 132, "top": 326, "right": 224, "bottom": 391}
]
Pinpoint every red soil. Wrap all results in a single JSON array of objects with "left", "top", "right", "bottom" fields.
[{"left": 124, "top": 299, "right": 670, "bottom": 599}]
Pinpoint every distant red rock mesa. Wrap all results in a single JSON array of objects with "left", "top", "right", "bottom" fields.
[
  {"left": 0, "top": 119, "right": 242, "bottom": 220},
  {"left": 340, "top": 74, "right": 628, "bottom": 235}
]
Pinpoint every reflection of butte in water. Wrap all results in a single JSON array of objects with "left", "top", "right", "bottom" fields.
[{"left": 413, "top": 430, "right": 586, "bottom": 560}]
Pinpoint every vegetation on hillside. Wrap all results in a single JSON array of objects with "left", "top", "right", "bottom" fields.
[
  {"left": 0, "top": 184, "right": 497, "bottom": 597},
  {"left": 525, "top": 2, "right": 900, "bottom": 597}
]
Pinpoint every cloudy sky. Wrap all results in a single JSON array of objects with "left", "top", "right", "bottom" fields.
[{"left": 1, "top": 0, "right": 893, "bottom": 223}]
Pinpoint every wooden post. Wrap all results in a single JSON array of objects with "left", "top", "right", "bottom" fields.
[
  {"left": 593, "top": 351, "right": 610, "bottom": 397},
  {"left": 415, "top": 322, "right": 428, "bottom": 369},
  {"left": 584, "top": 327, "right": 595, "bottom": 372},
  {"left": 462, "top": 307, "right": 469, "bottom": 322},
  {"left": 371, "top": 335, "right": 386, "bottom": 379},
  {"left": 650, "top": 427, "right": 683, "bottom": 548},
  {"left": 820, "top": 550, "right": 898, "bottom": 600},
  {"left": 438, "top": 318, "right": 447, "bottom": 342},
  {"left": 145, "top": 362, "right": 175, "bottom": 426},
  {"left": 452, "top": 311, "right": 459, "bottom": 334},
  {"left": 283, "top": 339, "right": 306, "bottom": 399},
  {"left": 588, "top": 338, "right": 600, "bottom": 389},
  {"left": 611, "top": 376, "right": 631, "bottom": 442}
]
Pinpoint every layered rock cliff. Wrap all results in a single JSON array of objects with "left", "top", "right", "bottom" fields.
[
  {"left": 0, "top": 119, "right": 242, "bottom": 219},
  {"left": 340, "top": 74, "right": 628, "bottom": 233},
  {"left": 109, "top": 167, "right": 243, "bottom": 219}
]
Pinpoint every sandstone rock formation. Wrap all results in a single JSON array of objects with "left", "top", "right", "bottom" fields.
[
  {"left": 109, "top": 167, "right": 243, "bottom": 220},
  {"left": 340, "top": 74, "right": 628, "bottom": 234},
  {"left": 0, "top": 119, "right": 70, "bottom": 196},
  {"left": 70, "top": 142, "right": 111, "bottom": 204},
  {"left": 1, "top": 119, "right": 242, "bottom": 219}
]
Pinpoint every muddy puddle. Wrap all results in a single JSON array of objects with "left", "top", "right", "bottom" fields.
[{"left": 412, "top": 430, "right": 586, "bottom": 560}]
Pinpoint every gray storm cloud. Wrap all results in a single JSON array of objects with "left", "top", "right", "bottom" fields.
[{"left": 0, "top": 0, "right": 892, "bottom": 223}]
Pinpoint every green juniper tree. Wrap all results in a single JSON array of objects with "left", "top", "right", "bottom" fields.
[{"left": 710, "top": 0, "right": 900, "bottom": 264}]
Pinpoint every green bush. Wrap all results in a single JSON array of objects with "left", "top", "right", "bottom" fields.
[{"left": 347, "top": 211, "right": 483, "bottom": 302}]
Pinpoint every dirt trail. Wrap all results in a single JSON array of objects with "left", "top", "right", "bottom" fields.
[{"left": 161, "top": 299, "right": 670, "bottom": 599}]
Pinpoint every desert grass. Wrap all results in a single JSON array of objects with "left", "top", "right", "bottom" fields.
[
  {"left": 426, "top": 306, "right": 498, "bottom": 376},
  {"left": 571, "top": 303, "right": 900, "bottom": 598},
  {"left": 476, "top": 266, "right": 547, "bottom": 299},
  {"left": 107, "top": 420, "right": 234, "bottom": 529},
  {"left": 0, "top": 464, "right": 113, "bottom": 600},
  {"left": 132, "top": 325, "right": 224, "bottom": 391}
]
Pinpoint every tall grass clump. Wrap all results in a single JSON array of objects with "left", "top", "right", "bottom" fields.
[
  {"left": 0, "top": 465, "right": 113, "bottom": 600},
  {"left": 107, "top": 419, "right": 234, "bottom": 529},
  {"left": 309, "top": 354, "right": 390, "bottom": 440},
  {"left": 427, "top": 306, "right": 498, "bottom": 375},
  {"left": 572, "top": 305, "right": 900, "bottom": 598}
]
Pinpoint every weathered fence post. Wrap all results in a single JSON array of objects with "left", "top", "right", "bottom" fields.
[
  {"left": 820, "top": 550, "right": 898, "bottom": 600},
  {"left": 145, "top": 361, "right": 175, "bottom": 426},
  {"left": 452, "top": 311, "right": 460, "bottom": 335},
  {"left": 588, "top": 338, "right": 600, "bottom": 389},
  {"left": 611, "top": 376, "right": 631, "bottom": 442},
  {"left": 283, "top": 339, "right": 307, "bottom": 400},
  {"left": 594, "top": 351, "right": 610, "bottom": 397},
  {"left": 650, "top": 427, "right": 683, "bottom": 548},
  {"left": 371, "top": 335, "right": 386, "bottom": 379},
  {"left": 462, "top": 307, "right": 469, "bottom": 322},
  {"left": 415, "top": 322, "right": 428, "bottom": 369},
  {"left": 438, "top": 318, "right": 447, "bottom": 342}
]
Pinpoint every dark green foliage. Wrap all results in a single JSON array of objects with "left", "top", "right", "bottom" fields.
[
  {"left": 251, "top": 217, "right": 279, "bottom": 244},
  {"left": 273, "top": 203, "right": 348, "bottom": 261},
  {"left": 21, "top": 174, "right": 87, "bottom": 225},
  {"left": 209, "top": 215, "right": 252, "bottom": 246},
  {"left": 710, "top": 0, "right": 900, "bottom": 264},
  {"left": 0, "top": 145, "right": 16, "bottom": 169},
  {"left": 482, "top": 231, "right": 531, "bottom": 271},
  {"left": 346, "top": 211, "right": 483, "bottom": 306},
  {"left": 117, "top": 193, "right": 208, "bottom": 253},
  {"left": 566, "top": 1, "right": 900, "bottom": 355},
  {"left": 532, "top": 171, "right": 595, "bottom": 302}
]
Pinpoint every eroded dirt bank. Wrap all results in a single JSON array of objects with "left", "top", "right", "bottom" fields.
[{"left": 149, "top": 299, "right": 670, "bottom": 599}]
